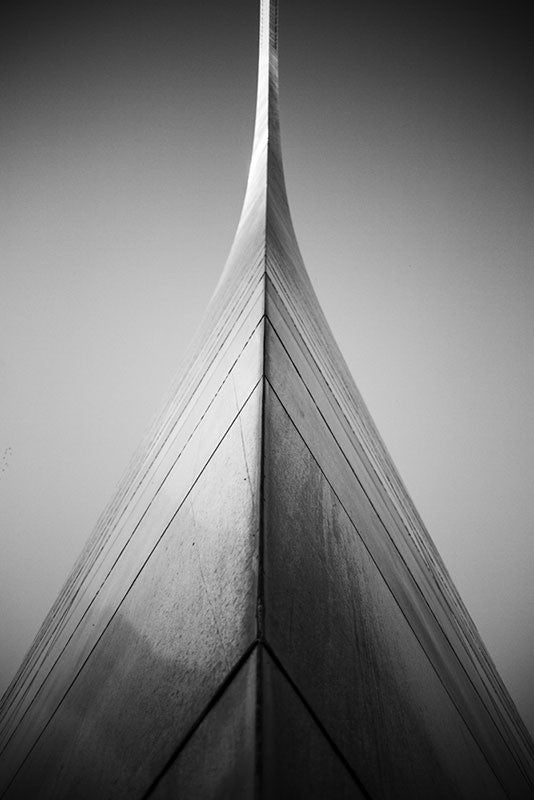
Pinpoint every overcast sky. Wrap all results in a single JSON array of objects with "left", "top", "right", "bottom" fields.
[{"left": 1, "top": 0, "right": 532, "bottom": 738}]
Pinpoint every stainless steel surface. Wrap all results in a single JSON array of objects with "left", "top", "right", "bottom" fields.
[
  {"left": 3, "top": 386, "right": 261, "bottom": 798},
  {"left": 260, "top": 647, "right": 366, "bottom": 799},
  {"left": 263, "top": 315, "right": 530, "bottom": 791},
  {"left": 149, "top": 651, "right": 257, "bottom": 800},
  {"left": 1, "top": 0, "right": 533, "bottom": 797},
  {"left": 263, "top": 384, "right": 511, "bottom": 798}
]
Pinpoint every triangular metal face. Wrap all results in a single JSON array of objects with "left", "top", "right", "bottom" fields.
[{"left": 0, "top": 1, "right": 533, "bottom": 798}]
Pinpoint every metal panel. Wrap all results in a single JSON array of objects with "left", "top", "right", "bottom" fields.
[
  {"left": 264, "top": 320, "right": 533, "bottom": 796},
  {"left": 149, "top": 650, "right": 257, "bottom": 800},
  {"left": 263, "top": 384, "right": 512, "bottom": 799},
  {"left": 264, "top": 278, "right": 510, "bottom": 725},
  {"left": 2, "top": 0, "right": 533, "bottom": 796},
  {"left": 261, "top": 647, "right": 366, "bottom": 799},
  {"left": 0, "top": 307, "right": 265, "bottom": 763},
  {"left": 149, "top": 644, "right": 369, "bottom": 800},
  {"left": 1, "top": 385, "right": 262, "bottom": 799}
]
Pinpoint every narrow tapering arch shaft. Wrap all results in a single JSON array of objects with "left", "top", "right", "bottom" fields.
[
  {"left": 222, "top": 0, "right": 286, "bottom": 265},
  {"left": 216, "top": 0, "right": 299, "bottom": 292},
  {"left": 1, "top": 1, "right": 533, "bottom": 797},
  {"left": 251, "top": 0, "right": 281, "bottom": 175}
]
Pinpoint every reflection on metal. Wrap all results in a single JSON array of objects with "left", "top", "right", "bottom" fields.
[{"left": 1, "top": 0, "right": 533, "bottom": 797}]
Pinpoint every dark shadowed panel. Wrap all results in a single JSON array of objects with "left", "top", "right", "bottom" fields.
[
  {"left": 2, "top": 386, "right": 262, "bottom": 800},
  {"left": 263, "top": 384, "right": 514, "bottom": 800},
  {"left": 261, "top": 647, "right": 366, "bottom": 799},
  {"left": 149, "top": 649, "right": 257, "bottom": 800}
]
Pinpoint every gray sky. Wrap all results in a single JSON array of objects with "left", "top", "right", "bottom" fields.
[{"left": 1, "top": 0, "right": 533, "bottom": 738}]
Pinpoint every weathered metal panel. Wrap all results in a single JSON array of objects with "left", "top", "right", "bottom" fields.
[
  {"left": 263, "top": 383, "right": 522, "bottom": 799},
  {"left": 149, "top": 650, "right": 257, "bottom": 800},
  {"left": 1, "top": 0, "right": 533, "bottom": 797},
  {"left": 149, "top": 644, "right": 369, "bottom": 800},
  {"left": 0, "top": 316, "right": 265, "bottom": 765},
  {"left": 263, "top": 308, "right": 533, "bottom": 790},
  {"left": 1, "top": 385, "right": 262, "bottom": 799},
  {"left": 260, "top": 647, "right": 366, "bottom": 799}
]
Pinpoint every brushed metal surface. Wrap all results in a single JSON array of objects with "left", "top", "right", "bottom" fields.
[
  {"left": 1, "top": 387, "right": 261, "bottom": 799},
  {"left": 149, "top": 650, "right": 257, "bottom": 800},
  {"left": 261, "top": 647, "right": 366, "bottom": 799},
  {"left": 0, "top": 316, "right": 264, "bottom": 760},
  {"left": 1, "top": 0, "right": 533, "bottom": 797},
  {"left": 263, "top": 385, "right": 510, "bottom": 799},
  {"left": 263, "top": 311, "right": 532, "bottom": 791}
]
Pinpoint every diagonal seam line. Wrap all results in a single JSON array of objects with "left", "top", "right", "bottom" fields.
[
  {"left": 0, "top": 378, "right": 263, "bottom": 798},
  {"left": 266, "top": 272, "right": 523, "bottom": 743},
  {"left": 265, "top": 274, "right": 466, "bottom": 600},
  {"left": 0, "top": 312, "right": 266, "bottom": 760},
  {"left": 262, "top": 641, "right": 373, "bottom": 799},
  {"left": 142, "top": 641, "right": 260, "bottom": 799},
  {"left": 265, "top": 316, "right": 533, "bottom": 788},
  {"left": 264, "top": 376, "right": 512, "bottom": 798},
  {"left": 0, "top": 274, "right": 267, "bottom": 745}
]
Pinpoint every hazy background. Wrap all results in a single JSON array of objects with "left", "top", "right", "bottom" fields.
[{"left": 1, "top": 0, "right": 532, "bottom": 737}]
